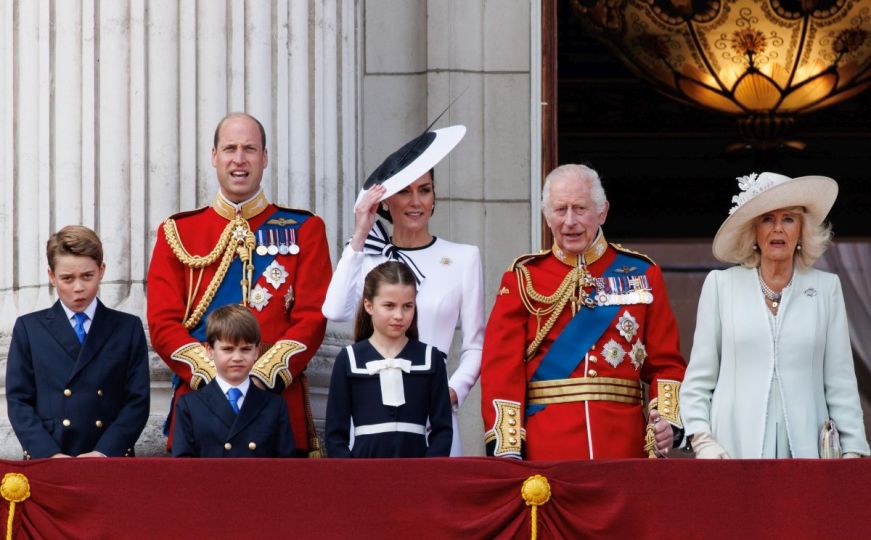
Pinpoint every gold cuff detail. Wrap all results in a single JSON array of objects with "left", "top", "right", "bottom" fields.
[
  {"left": 171, "top": 343, "right": 215, "bottom": 389},
  {"left": 527, "top": 377, "right": 643, "bottom": 406},
  {"left": 485, "top": 399, "right": 524, "bottom": 457},
  {"left": 649, "top": 379, "right": 682, "bottom": 428},
  {"left": 251, "top": 340, "right": 307, "bottom": 389}
]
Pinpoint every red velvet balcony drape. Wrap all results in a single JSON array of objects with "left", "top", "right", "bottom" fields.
[{"left": 1, "top": 458, "right": 868, "bottom": 539}]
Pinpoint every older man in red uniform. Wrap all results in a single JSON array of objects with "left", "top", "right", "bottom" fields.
[
  {"left": 481, "top": 164, "right": 685, "bottom": 460},
  {"left": 147, "top": 112, "right": 331, "bottom": 456}
]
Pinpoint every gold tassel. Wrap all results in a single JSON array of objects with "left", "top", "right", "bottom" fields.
[
  {"left": 521, "top": 475, "right": 551, "bottom": 540},
  {"left": 2, "top": 473, "right": 31, "bottom": 540}
]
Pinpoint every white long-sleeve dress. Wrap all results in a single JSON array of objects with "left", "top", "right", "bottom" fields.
[{"left": 322, "top": 233, "right": 485, "bottom": 456}]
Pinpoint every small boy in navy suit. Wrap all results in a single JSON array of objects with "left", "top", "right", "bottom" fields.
[
  {"left": 5, "top": 225, "right": 150, "bottom": 459},
  {"left": 171, "top": 305, "right": 295, "bottom": 457}
]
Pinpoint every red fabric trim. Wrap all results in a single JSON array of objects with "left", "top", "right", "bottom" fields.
[{"left": 1, "top": 458, "right": 868, "bottom": 539}]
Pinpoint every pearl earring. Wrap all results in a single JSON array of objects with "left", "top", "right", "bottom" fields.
[
  {"left": 752, "top": 244, "right": 758, "bottom": 251},
  {"left": 796, "top": 243, "right": 802, "bottom": 251},
  {"left": 381, "top": 203, "right": 389, "bottom": 212}
]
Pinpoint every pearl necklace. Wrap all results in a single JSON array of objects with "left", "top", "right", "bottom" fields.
[{"left": 757, "top": 268, "right": 793, "bottom": 309}]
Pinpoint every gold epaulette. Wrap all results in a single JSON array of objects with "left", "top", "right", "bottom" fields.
[
  {"left": 610, "top": 243, "right": 656, "bottom": 265},
  {"left": 506, "top": 250, "right": 550, "bottom": 272},
  {"left": 171, "top": 343, "right": 215, "bottom": 390},
  {"left": 251, "top": 340, "right": 308, "bottom": 389}
]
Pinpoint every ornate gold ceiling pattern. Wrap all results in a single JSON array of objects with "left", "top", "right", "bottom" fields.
[{"left": 572, "top": 0, "right": 871, "bottom": 140}]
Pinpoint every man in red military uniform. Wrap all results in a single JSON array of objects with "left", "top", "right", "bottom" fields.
[
  {"left": 147, "top": 112, "right": 331, "bottom": 456},
  {"left": 481, "top": 164, "right": 685, "bottom": 460}
]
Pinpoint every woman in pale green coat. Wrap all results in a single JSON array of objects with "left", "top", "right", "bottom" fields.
[{"left": 680, "top": 172, "right": 869, "bottom": 459}]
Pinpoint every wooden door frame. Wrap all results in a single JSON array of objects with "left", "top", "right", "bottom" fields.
[{"left": 540, "top": 0, "right": 558, "bottom": 248}]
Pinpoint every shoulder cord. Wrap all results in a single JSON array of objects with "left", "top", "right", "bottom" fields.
[
  {"left": 516, "top": 265, "right": 580, "bottom": 361},
  {"left": 163, "top": 216, "right": 256, "bottom": 330}
]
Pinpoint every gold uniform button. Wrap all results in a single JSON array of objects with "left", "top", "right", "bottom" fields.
[
  {"left": 508, "top": 438, "right": 518, "bottom": 445},
  {"left": 665, "top": 392, "right": 672, "bottom": 398},
  {"left": 664, "top": 384, "right": 672, "bottom": 391},
  {"left": 62, "top": 419, "right": 71, "bottom": 427},
  {"left": 248, "top": 442, "right": 257, "bottom": 451},
  {"left": 63, "top": 389, "right": 72, "bottom": 397},
  {"left": 588, "top": 355, "right": 598, "bottom": 363},
  {"left": 508, "top": 428, "right": 517, "bottom": 435},
  {"left": 95, "top": 420, "right": 104, "bottom": 428},
  {"left": 590, "top": 345, "right": 596, "bottom": 351},
  {"left": 507, "top": 409, "right": 516, "bottom": 417},
  {"left": 508, "top": 419, "right": 517, "bottom": 426},
  {"left": 588, "top": 369, "right": 598, "bottom": 378},
  {"left": 97, "top": 389, "right": 104, "bottom": 397},
  {"left": 663, "top": 407, "right": 671, "bottom": 414},
  {"left": 664, "top": 399, "right": 672, "bottom": 405},
  {"left": 224, "top": 443, "right": 232, "bottom": 451}
]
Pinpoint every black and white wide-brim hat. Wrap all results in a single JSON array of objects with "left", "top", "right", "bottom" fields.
[
  {"left": 354, "top": 125, "right": 466, "bottom": 208},
  {"left": 712, "top": 172, "right": 838, "bottom": 263}
]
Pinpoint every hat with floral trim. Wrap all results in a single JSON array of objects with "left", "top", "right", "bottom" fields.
[{"left": 712, "top": 172, "right": 838, "bottom": 263}]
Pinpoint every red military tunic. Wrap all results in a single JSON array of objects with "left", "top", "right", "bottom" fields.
[
  {"left": 481, "top": 232, "right": 685, "bottom": 460},
  {"left": 147, "top": 190, "right": 331, "bottom": 453}
]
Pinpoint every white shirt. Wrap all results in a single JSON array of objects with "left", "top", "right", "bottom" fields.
[
  {"left": 215, "top": 375, "right": 251, "bottom": 409},
  {"left": 60, "top": 298, "right": 98, "bottom": 333}
]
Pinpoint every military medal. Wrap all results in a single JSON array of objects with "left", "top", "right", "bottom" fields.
[
  {"left": 263, "top": 260, "right": 289, "bottom": 289},
  {"left": 616, "top": 311, "right": 638, "bottom": 341},
  {"left": 255, "top": 230, "right": 268, "bottom": 256},
  {"left": 267, "top": 229, "right": 279, "bottom": 256},
  {"left": 278, "top": 228, "right": 290, "bottom": 255},
  {"left": 630, "top": 341, "right": 647, "bottom": 371},
  {"left": 601, "top": 339, "right": 626, "bottom": 368},
  {"left": 249, "top": 284, "right": 272, "bottom": 311},
  {"left": 288, "top": 228, "right": 300, "bottom": 255}
]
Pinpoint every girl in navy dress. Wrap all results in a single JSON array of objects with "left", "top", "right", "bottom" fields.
[{"left": 325, "top": 261, "right": 452, "bottom": 457}]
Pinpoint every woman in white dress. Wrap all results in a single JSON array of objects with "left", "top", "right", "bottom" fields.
[
  {"left": 680, "top": 172, "right": 869, "bottom": 459},
  {"left": 322, "top": 126, "right": 484, "bottom": 456}
]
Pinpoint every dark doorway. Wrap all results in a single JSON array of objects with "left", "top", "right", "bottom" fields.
[{"left": 546, "top": 1, "right": 871, "bottom": 240}]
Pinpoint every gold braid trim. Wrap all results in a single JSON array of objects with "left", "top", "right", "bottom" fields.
[
  {"left": 648, "top": 380, "right": 682, "bottom": 428},
  {"left": 171, "top": 342, "right": 215, "bottom": 389},
  {"left": 251, "top": 340, "right": 308, "bottom": 389},
  {"left": 516, "top": 264, "right": 579, "bottom": 361},
  {"left": 163, "top": 218, "right": 235, "bottom": 268},
  {"left": 163, "top": 216, "right": 255, "bottom": 330},
  {"left": 485, "top": 399, "right": 524, "bottom": 457}
]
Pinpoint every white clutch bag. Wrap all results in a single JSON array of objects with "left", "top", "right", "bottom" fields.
[{"left": 819, "top": 419, "right": 842, "bottom": 459}]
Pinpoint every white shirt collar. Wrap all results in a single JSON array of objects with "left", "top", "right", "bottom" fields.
[
  {"left": 215, "top": 374, "right": 251, "bottom": 397},
  {"left": 60, "top": 298, "right": 98, "bottom": 321}
]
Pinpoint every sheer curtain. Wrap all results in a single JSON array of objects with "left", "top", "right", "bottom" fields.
[{"left": 820, "top": 241, "right": 871, "bottom": 439}]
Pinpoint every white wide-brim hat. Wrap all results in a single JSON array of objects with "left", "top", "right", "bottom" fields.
[
  {"left": 712, "top": 172, "right": 838, "bottom": 263},
  {"left": 354, "top": 125, "right": 466, "bottom": 208}
]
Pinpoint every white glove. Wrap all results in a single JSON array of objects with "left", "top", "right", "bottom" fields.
[
  {"left": 843, "top": 452, "right": 863, "bottom": 459},
  {"left": 691, "top": 431, "right": 730, "bottom": 459}
]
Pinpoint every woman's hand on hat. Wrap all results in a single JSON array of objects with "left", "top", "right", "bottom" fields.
[{"left": 350, "top": 184, "right": 386, "bottom": 251}]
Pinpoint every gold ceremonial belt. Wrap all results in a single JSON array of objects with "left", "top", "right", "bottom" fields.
[{"left": 527, "top": 377, "right": 643, "bottom": 406}]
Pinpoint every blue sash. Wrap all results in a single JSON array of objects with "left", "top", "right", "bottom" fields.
[
  {"left": 526, "top": 252, "right": 650, "bottom": 416},
  {"left": 188, "top": 208, "right": 310, "bottom": 341}
]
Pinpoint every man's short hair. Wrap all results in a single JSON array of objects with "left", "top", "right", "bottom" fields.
[
  {"left": 212, "top": 112, "right": 267, "bottom": 150},
  {"left": 46, "top": 225, "right": 104, "bottom": 271},
  {"left": 205, "top": 304, "right": 262, "bottom": 347}
]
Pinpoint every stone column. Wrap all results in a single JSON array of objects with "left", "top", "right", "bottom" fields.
[{"left": 0, "top": 0, "right": 359, "bottom": 457}]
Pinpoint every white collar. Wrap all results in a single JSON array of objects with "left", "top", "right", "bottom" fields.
[
  {"left": 60, "top": 298, "right": 98, "bottom": 321},
  {"left": 215, "top": 374, "right": 251, "bottom": 397}
]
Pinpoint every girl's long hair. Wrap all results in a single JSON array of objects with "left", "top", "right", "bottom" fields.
[{"left": 353, "top": 261, "right": 419, "bottom": 342}]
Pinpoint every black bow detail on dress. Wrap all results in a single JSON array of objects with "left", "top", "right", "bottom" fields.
[{"left": 362, "top": 220, "right": 426, "bottom": 285}]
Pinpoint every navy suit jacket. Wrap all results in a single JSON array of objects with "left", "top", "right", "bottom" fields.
[
  {"left": 171, "top": 379, "right": 296, "bottom": 458},
  {"left": 5, "top": 299, "right": 150, "bottom": 458}
]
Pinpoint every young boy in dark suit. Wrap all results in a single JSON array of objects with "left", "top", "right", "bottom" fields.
[
  {"left": 5, "top": 225, "right": 150, "bottom": 459},
  {"left": 171, "top": 305, "right": 295, "bottom": 457}
]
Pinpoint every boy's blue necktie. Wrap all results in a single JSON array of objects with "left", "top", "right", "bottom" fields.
[
  {"left": 227, "top": 388, "right": 242, "bottom": 414},
  {"left": 73, "top": 312, "right": 89, "bottom": 344}
]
